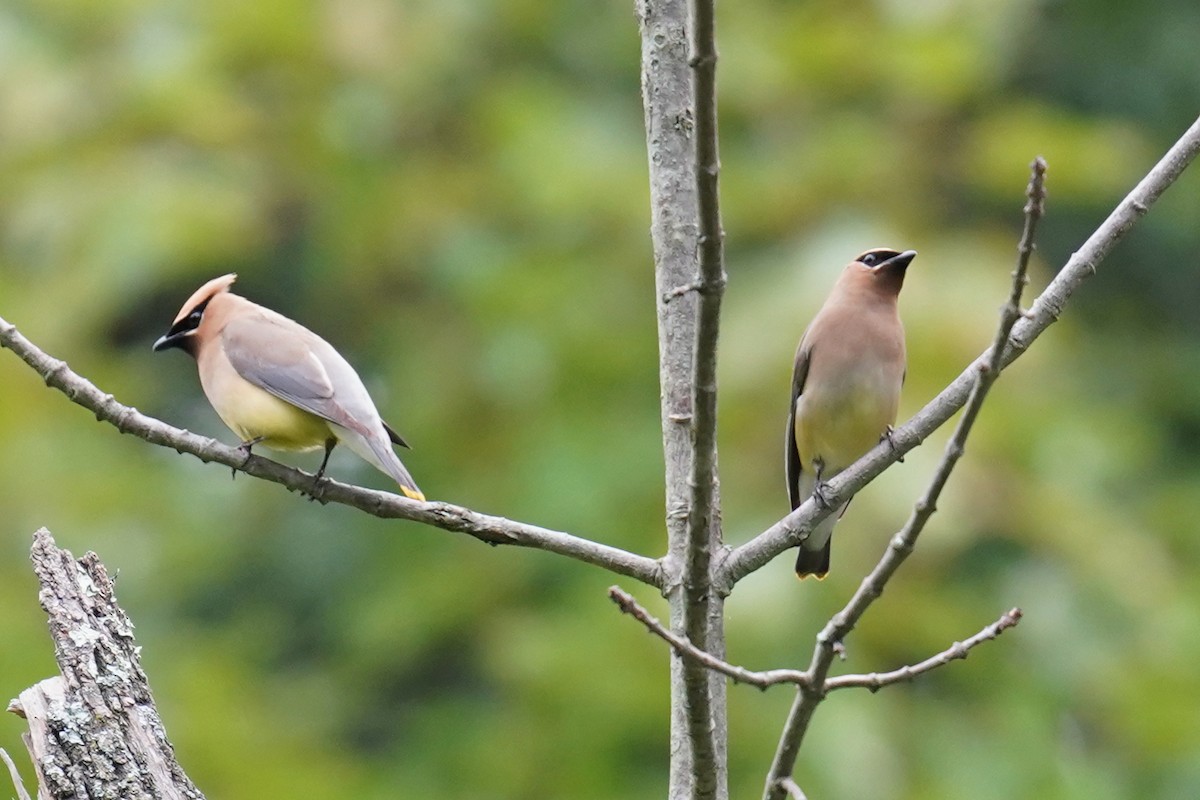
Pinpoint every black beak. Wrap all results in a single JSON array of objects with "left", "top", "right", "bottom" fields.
[
  {"left": 153, "top": 331, "right": 187, "bottom": 352},
  {"left": 878, "top": 250, "right": 917, "bottom": 273}
]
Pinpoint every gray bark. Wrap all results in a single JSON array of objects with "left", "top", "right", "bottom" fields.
[
  {"left": 637, "top": 0, "right": 728, "bottom": 797},
  {"left": 6, "top": 529, "right": 203, "bottom": 800}
]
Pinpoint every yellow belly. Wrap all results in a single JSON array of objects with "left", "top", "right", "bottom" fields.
[
  {"left": 795, "top": 384, "right": 898, "bottom": 473},
  {"left": 200, "top": 362, "right": 331, "bottom": 451},
  {"left": 221, "top": 388, "right": 331, "bottom": 451}
]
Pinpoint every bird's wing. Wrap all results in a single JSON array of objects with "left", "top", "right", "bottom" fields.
[
  {"left": 222, "top": 314, "right": 372, "bottom": 438},
  {"left": 785, "top": 343, "right": 810, "bottom": 511},
  {"left": 382, "top": 420, "right": 411, "bottom": 449}
]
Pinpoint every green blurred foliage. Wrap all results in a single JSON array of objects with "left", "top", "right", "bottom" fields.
[{"left": 2, "top": 0, "right": 1199, "bottom": 797}]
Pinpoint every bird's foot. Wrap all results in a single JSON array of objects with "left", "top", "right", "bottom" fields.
[
  {"left": 304, "top": 476, "right": 330, "bottom": 504},
  {"left": 880, "top": 425, "right": 904, "bottom": 463},
  {"left": 812, "top": 479, "right": 834, "bottom": 510},
  {"left": 232, "top": 436, "right": 265, "bottom": 479},
  {"left": 811, "top": 458, "right": 834, "bottom": 509}
]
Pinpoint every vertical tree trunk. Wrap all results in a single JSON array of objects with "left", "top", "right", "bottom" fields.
[{"left": 637, "top": 1, "right": 728, "bottom": 797}]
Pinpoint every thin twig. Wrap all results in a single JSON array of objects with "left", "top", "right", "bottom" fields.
[
  {"left": 0, "top": 320, "right": 664, "bottom": 589},
  {"left": 824, "top": 607, "right": 1023, "bottom": 691},
  {"left": 609, "top": 586, "right": 808, "bottom": 689},
  {"left": 761, "top": 158, "right": 1048, "bottom": 800},
  {"left": 610, "top": 586, "right": 1022, "bottom": 694},
  {"left": 721, "top": 114, "right": 1200, "bottom": 592},
  {"left": 0, "top": 748, "right": 32, "bottom": 800}
]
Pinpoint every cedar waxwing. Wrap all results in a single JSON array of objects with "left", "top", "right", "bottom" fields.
[
  {"left": 786, "top": 248, "right": 914, "bottom": 578},
  {"left": 153, "top": 274, "right": 425, "bottom": 501}
]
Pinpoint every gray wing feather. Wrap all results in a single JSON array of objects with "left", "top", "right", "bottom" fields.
[
  {"left": 222, "top": 313, "right": 373, "bottom": 438},
  {"left": 785, "top": 344, "right": 809, "bottom": 511}
]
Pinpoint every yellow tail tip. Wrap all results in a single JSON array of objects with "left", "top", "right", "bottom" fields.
[
  {"left": 400, "top": 486, "right": 426, "bottom": 502},
  {"left": 795, "top": 572, "right": 828, "bottom": 581}
]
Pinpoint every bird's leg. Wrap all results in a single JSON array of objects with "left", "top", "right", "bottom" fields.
[
  {"left": 314, "top": 438, "right": 336, "bottom": 482},
  {"left": 306, "top": 438, "right": 337, "bottom": 502},
  {"left": 880, "top": 425, "right": 904, "bottom": 463},
  {"left": 811, "top": 458, "right": 833, "bottom": 509},
  {"left": 233, "top": 436, "right": 265, "bottom": 479}
]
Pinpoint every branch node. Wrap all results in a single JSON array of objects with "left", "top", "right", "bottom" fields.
[
  {"left": 662, "top": 273, "right": 726, "bottom": 303},
  {"left": 776, "top": 776, "right": 808, "bottom": 800},
  {"left": 662, "top": 280, "right": 703, "bottom": 303},
  {"left": 609, "top": 586, "right": 804, "bottom": 690}
]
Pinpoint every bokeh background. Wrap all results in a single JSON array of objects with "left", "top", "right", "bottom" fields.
[{"left": 3, "top": 0, "right": 1200, "bottom": 797}]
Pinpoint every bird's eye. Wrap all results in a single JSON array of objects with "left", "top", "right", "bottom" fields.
[
  {"left": 861, "top": 253, "right": 877, "bottom": 266},
  {"left": 188, "top": 309, "right": 203, "bottom": 321}
]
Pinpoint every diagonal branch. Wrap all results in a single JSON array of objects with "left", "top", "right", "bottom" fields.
[
  {"left": 760, "top": 158, "right": 1048, "bottom": 800},
  {"left": 0, "top": 748, "right": 32, "bottom": 800},
  {"left": 609, "top": 586, "right": 808, "bottom": 689},
  {"left": 0, "top": 319, "right": 664, "bottom": 589},
  {"left": 719, "top": 113, "right": 1200, "bottom": 592}
]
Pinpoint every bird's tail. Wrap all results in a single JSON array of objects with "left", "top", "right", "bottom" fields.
[
  {"left": 385, "top": 456, "right": 425, "bottom": 502},
  {"left": 794, "top": 542, "right": 831, "bottom": 580},
  {"left": 338, "top": 426, "right": 426, "bottom": 501},
  {"left": 794, "top": 509, "right": 838, "bottom": 580},
  {"left": 377, "top": 444, "right": 425, "bottom": 501}
]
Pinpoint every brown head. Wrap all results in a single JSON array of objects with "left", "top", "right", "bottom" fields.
[{"left": 152, "top": 273, "right": 239, "bottom": 357}]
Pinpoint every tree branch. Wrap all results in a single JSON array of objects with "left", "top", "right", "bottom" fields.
[
  {"left": 609, "top": 586, "right": 808, "bottom": 690},
  {"left": 824, "top": 607, "right": 1023, "bottom": 692},
  {"left": 719, "top": 113, "right": 1200, "bottom": 592},
  {"left": 8, "top": 529, "right": 204, "bottom": 799},
  {"left": 609, "top": 588, "right": 1021, "bottom": 695},
  {"left": 0, "top": 320, "right": 664, "bottom": 589},
  {"left": 760, "top": 158, "right": 1048, "bottom": 800}
]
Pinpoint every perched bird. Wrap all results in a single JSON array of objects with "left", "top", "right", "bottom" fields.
[
  {"left": 153, "top": 274, "right": 424, "bottom": 501},
  {"left": 786, "top": 248, "right": 914, "bottom": 578}
]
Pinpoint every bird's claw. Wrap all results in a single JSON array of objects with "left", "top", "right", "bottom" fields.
[
  {"left": 880, "top": 425, "right": 904, "bottom": 463},
  {"left": 232, "top": 436, "right": 265, "bottom": 480},
  {"left": 305, "top": 475, "right": 329, "bottom": 503},
  {"left": 812, "top": 479, "right": 833, "bottom": 510},
  {"left": 810, "top": 457, "right": 834, "bottom": 509}
]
